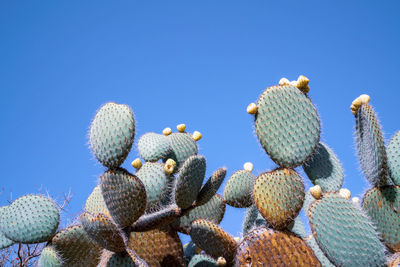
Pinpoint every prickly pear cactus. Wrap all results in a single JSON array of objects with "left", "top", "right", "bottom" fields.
[
  {"left": 37, "top": 246, "right": 62, "bottom": 267},
  {"left": 137, "top": 132, "right": 171, "bottom": 162},
  {"left": 388, "top": 131, "right": 400, "bottom": 185}
]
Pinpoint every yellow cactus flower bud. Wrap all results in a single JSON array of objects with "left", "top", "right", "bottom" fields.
[
  {"left": 164, "top": 158, "right": 176, "bottom": 175},
  {"left": 177, "top": 124, "right": 186, "bottom": 133},
  {"left": 247, "top": 103, "right": 258, "bottom": 114},
  {"left": 352, "top": 197, "right": 360, "bottom": 204},
  {"left": 243, "top": 162, "right": 253, "bottom": 172},
  {"left": 279, "top": 78, "right": 290, "bottom": 86},
  {"left": 234, "top": 237, "right": 240, "bottom": 243},
  {"left": 351, "top": 94, "right": 370, "bottom": 115},
  {"left": 131, "top": 158, "right": 142, "bottom": 169},
  {"left": 310, "top": 185, "right": 322, "bottom": 200},
  {"left": 217, "top": 257, "right": 227, "bottom": 266},
  {"left": 192, "top": 131, "right": 202, "bottom": 141},
  {"left": 339, "top": 188, "right": 351, "bottom": 200},
  {"left": 162, "top": 127, "right": 172, "bottom": 136}
]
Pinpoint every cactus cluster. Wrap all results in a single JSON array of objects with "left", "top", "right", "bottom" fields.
[{"left": 1, "top": 76, "right": 399, "bottom": 266}]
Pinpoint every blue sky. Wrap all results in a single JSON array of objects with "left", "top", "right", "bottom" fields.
[{"left": 1, "top": 1, "right": 400, "bottom": 242}]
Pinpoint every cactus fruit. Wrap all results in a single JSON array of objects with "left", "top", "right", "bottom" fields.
[
  {"left": 0, "top": 195, "right": 59, "bottom": 244},
  {"left": 89, "top": 102, "right": 135, "bottom": 168},
  {"left": 137, "top": 133, "right": 171, "bottom": 162},
  {"left": 362, "top": 186, "right": 400, "bottom": 252},
  {"left": 172, "top": 194, "right": 225, "bottom": 234},
  {"left": 37, "top": 246, "right": 62, "bottom": 267},
  {"left": 223, "top": 168, "right": 255, "bottom": 208},
  {"left": 303, "top": 142, "right": 344, "bottom": 192},
  {"left": 308, "top": 193, "right": 386, "bottom": 266},
  {"left": 253, "top": 85, "right": 320, "bottom": 168},
  {"left": 354, "top": 101, "right": 390, "bottom": 187},
  {"left": 52, "top": 224, "right": 102, "bottom": 267},
  {"left": 388, "top": 131, "right": 400, "bottom": 185},
  {"left": 253, "top": 168, "right": 305, "bottom": 229},
  {"left": 174, "top": 155, "right": 206, "bottom": 209},
  {"left": 309, "top": 185, "right": 322, "bottom": 200},
  {"left": 164, "top": 158, "right": 176, "bottom": 175},
  {"left": 131, "top": 158, "right": 142, "bottom": 169},
  {"left": 188, "top": 254, "right": 220, "bottom": 267},
  {"left": 80, "top": 212, "right": 125, "bottom": 253},
  {"left": 129, "top": 226, "right": 185, "bottom": 267},
  {"left": 190, "top": 219, "right": 237, "bottom": 264},
  {"left": 235, "top": 227, "right": 321, "bottom": 266},
  {"left": 135, "top": 162, "right": 172, "bottom": 211},
  {"left": 195, "top": 167, "right": 226, "bottom": 206},
  {"left": 165, "top": 132, "right": 198, "bottom": 167},
  {"left": 338, "top": 188, "right": 351, "bottom": 200},
  {"left": 100, "top": 168, "right": 146, "bottom": 228}
]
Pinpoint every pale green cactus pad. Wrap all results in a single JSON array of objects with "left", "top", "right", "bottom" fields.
[
  {"left": 303, "top": 142, "right": 344, "bottom": 192},
  {"left": 172, "top": 194, "right": 225, "bottom": 234},
  {"left": 287, "top": 216, "right": 307, "bottom": 239},
  {"left": 80, "top": 212, "right": 125, "bottom": 253},
  {"left": 188, "top": 254, "right": 219, "bottom": 267},
  {"left": 388, "top": 131, "right": 400, "bottom": 185},
  {"left": 52, "top": 224, "right": 102, "bottom": 267},
  {"left": 100, "top": 168, "right": 146, "bottom": 228},
  {"left": 138, "top": 132, "right": 171, "bottom": 162},
  {"left": 98, "top": 250, "right": 137, "bottom": 267},
  {"left": 195, "top": 167, "right": 226, "bottom": 206},
  {"left": 190, "top": 219, "right": 237, "bottom": 264},
  {"left": 85, "top": 185, "right": 108, "bottom": 214},
  {"left": 253, "top": 168, "right": 305, "bottom": 229},
  {"left": 135, "top": 162, "right": 172, "bottom": 210},
  {"left": 223, "top": 170, "right": 255, "bottom": 208},
  {"left": 242, "top": 205, "right": 268, "bottom": 236},
  {"left": 174, "top": 155, "right": 206, "bottom": 209},
  {"left": 89, "top": 102, "right": 135, "bottom": 168},
  {"left": 165, "top": 132, "right": 198, "bottom": 167},
  {"left": 305, "top": 235, "right": 335, "bottom": 267},
  {"left": 37, "top": 246, "right": 62, "bottom": 267},
  {"left": 0, "top": 195, "right": 59, "bottom": 244},
  {"left": 309, "top": 193, "right": 386, "bottom": 266},
  {"left": 362, "top": 186, "right": 400, "bottom": 252},
  {"left": 0, "top": 206, "right": 13, "bottom": 249},
  {"left": 254, "top": 85, "right": 320, "bottom": 168},
  {"left": 355, "top": 104, "right": 390, "bottom": 187}
]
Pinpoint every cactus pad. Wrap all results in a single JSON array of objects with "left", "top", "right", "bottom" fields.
[
  {"left": 287, "top": 216, "right": 307, "bottom": 239},
  {"left": 242, "top": 205, "right": 268, "bottom": 236},
  {"left": 388, "top": 131, "right": 400, "bottom": 185},
  {"left": 98, "top": 250, "right": 137, "bottom": 267},
  {"left": 303, "top": 142, "right": 344, "bottom": 192},
  {"left": 0, "top": 206, "right": 13, "bottom": 249},
  {"left": 85, "top": 185, "right": 108, "bottom": 214},
  {"left": 37, "top": 246, "right": 62, "bottom": 267},
  {"left": 190, "top": 219, "right": 237, "bottom": 264},
  {"left": 305, "top": 235, "right": 335, "bottom": 267},
  {"left": 253, "top": 168, "right": 305, "bottom": 229},
  {"left": 52, "top": 224, "right": 102, "bottom": 267},
  {"left": 362, "top": 186, "right": 400, "bottom": 252},
  {"left": 254, "top": 85, "right": 320, "bottom": 168},
  {"left": 308, "top": 193, "right": 386, "bottom": 266},
  {"left": 196, "top": 167, "right": 227, "bottom": 206},
  {"left": 0, "top": 195, "right": 59, "bottom": 244},
  {"left": 100, "top": 168, "right": 146, "bottom": 228},
  {"left": 223, "top": 170, "right": 255, "bottom": 208},
  {"left": 174, "top": 155, "right": 206, "bottom": 209},
  {"left": 172, "top": 194, "right": 225, "bottom": 234},
  {"left": 129, "top": 226, "right": 185, "bottom": 267},
  {"left": 235, "top": 227, "right": 321, "bottom": 266},
  {"left": 80, "top": 212, "right": 125, "bottom": 253},
  {"left": 355, "top": 104, "right": 390, "bottom": 186},
  {"left": 89, "top": 102, "right": 135, "bottom": 168},
  {"left": 135, "top": 162, "right": 172, "bottom": 210},
  {"left": 188, "top": 254, "right": 219, "bottom": 267},
  {"left": 165, "top": 132, "right": 198, "bottom": 167},
  {"left": 138, "top": 132, "right": 171, "bottom": 162}
]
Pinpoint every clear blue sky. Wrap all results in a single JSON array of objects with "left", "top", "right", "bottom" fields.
[{"left": 1, "top": 1, "right": 400, "bottom": 241}]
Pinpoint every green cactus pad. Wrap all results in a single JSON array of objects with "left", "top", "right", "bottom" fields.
[
  {"left": 0, "top": 195, "right": 59, "bottom": 244},
  {"left": 183, "top": 241, "right": 199, "bottom": 263},
  {"left": 172, "top": 194, "right": 225, "bottom": 234},
  {"left": 254, "top": 85, "right": 320, "bottom": 168},
  {"left": 236, "top": 227, "right": 321, "bottom": 266},
  {"left": 253, "top": 168, "right": 305, "bottom": 229},
  {"left": 190, "top": 219, "right": 237, "bottom": 264},
  {"left": 135, "top": 162, "right": 172, "bottom": 211},
  {"left": 129, "top": 226, "right": 185, "bottom": 267},
  {"left": 388, "top": 131, "right": 400, "bottom": 185},
  {"left": 137, "top": 132, "right": 171, "bottom": 162},
  {"left": 303, "top": 142, "right": 344, "bottom": 192},
  {"left": 37, "top": 246, "right": 62, "bottom": 267},
  {"left": 0, "top": 206, "right": 13, "bottom": 249},
  {"left": 287, "top": 216, "right": 307, "bottom": 239},
  {"left": 362, "top": 186, "right": 400, "bottom": 252},
  {"left": 355, "top": 104, "right": 390, "bottom": 186},
  {"left": 98, "top": 250, "right": 137, "bottom": 267},
  {"left": 85, "top": 185, "right": 108, "bottom": 214},
  {"left": 188, "top": 254, "right": 219, "bottom": 267},
  {"left": 305, "top": 235, "right": 335, "bottom": 267},
  {"left": 223, "top": 170, "right": 255, "bottom": 208},
  {"left": 302, "top": 190, "right": 316, "bottom": 214},
  {"left": 80, "top": 212, "right": 125, "bottom": 253},
  {"left": 195, "top": 167, "right": 227, "bottom": 206},
  {"left": 89, "top": 102, "right": 135, "bottom": 168},
  {"left": 100, "top": 168, "right": 146, "bottom": 228},
  {"left": 174, "top": 155, "right": 206, "bottom": 209},
  {"left": 242, "top": 205, "right": 268, "bottom": 236},
  {"left": 165, "top": 132, "right": 198, "bottom": 167},
  {"left": 309, "top": 193, "right": 386, "bottom": 266},
  {"left": 52, "top": 224, "right": 102, "bottom": 267}
]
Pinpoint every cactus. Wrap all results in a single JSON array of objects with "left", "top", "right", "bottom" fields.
[
  {"left": 36, "top": 246, "right": 62, "bottom": 267},
  {"left": 137, "top": 132, "right": 171, "bottom": 162},
  {"left": 388, "top": 131, "right": 400, "bottom": 185},
  {"left": 188, "top": 254, "right": 220, "bottom": 267},
  {"left": 223, "top": 167, "right": 255, "bottom": 208},
  {"left": 164, "top": 131, "right": 198, "bottom": 167}
]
